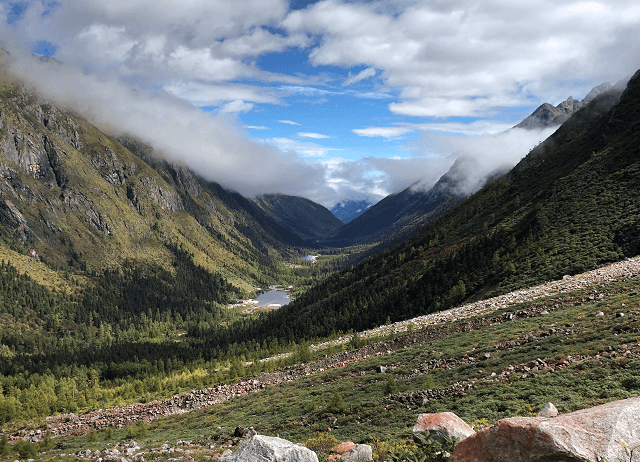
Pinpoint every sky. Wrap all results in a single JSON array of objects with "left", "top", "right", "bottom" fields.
[{"left": 0, "top": 0, "right": 639, "bottom": 207}]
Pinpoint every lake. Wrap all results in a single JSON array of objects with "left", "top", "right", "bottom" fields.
[{"left": 255, "top": 290, "right": 291, "bottom": 308}]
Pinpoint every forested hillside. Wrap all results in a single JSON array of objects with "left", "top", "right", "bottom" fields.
[{"left": 0, "top": 67, "right": 307, "bottom": 294}]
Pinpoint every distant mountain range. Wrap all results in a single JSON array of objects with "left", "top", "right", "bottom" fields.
[{"left": 330, "top": 200, "right": 373, "bottom": 224}]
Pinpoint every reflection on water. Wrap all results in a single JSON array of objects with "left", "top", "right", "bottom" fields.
[{"left": 255, "top": 290, "right": 291, "bottom": 307}]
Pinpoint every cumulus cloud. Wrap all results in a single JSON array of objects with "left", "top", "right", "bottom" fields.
[
  {"left": 3, "top": 0, "right": 638, "bottom": 209},
  {"left": 283, "top": 0, "right": 640, "bottom": 118}
]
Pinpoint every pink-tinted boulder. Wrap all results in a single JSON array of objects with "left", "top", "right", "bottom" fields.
[
  {"left": 331, "top": 442, "right": 356, "bottom": 454},
  {"left": 450, "top": 397, "right": 640, "bottom": 462},
  {"left": 413, "top": 412, "right": 475, "bottom": 444}
]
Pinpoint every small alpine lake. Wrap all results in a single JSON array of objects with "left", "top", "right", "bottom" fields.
[{"left": 255, "top": 289, "right": 291, "bottom": 308}]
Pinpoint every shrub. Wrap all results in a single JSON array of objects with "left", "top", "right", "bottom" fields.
[
  {"left": 390, "top": 431, "right": 459, "bottom": 462},
  {"left": 304, "top": 432, "right": 340, "bottom": 454},
  {"left": 14, "top": 440, "right": 38, "bottom": 459},
  {"left": 384, "top": 376, "right": 399, "bottom": 395},
  {"left": 0, "top": 435, "right": 10, "bottom": 457},
  {"left": 327, "top": 392, "right": 347, "bottom": 414}
]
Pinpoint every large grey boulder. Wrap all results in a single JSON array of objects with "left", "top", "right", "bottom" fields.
[
  {"left": 341, "top": 444, "right": 373, "bottom": 462},
  {"left": 450, "top": 397, "right": 640, "bottom": 462},
  {"left": 228, "top": 435, "right": 318, "bottom": 462}
]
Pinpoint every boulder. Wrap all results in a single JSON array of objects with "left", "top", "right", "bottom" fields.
[
  {"left": 537, "top": 402, "right": 558, "bottom": 418},
  {"left": 228, "top": 435, "right": 318, "bottom": 462},
  {"left": 450, "top": 397, "right": 640, "bottom": 462},
  {"left": 413, "top": 412, "right": 475, "bottom": 444},
  {"left": 331, "top": 442, "right": 356, "bottom": 454},
  {"left": 341, "top": 444, "right": 373, "bottom": 462}
]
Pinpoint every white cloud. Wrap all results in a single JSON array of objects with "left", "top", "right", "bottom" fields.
[
  {"left": 264, "top": 137, "right": 337, "bottom": 157},
  {"left": 3, "top": 49, "right": 328, "bottom": 201},
  {"left": 220, "top": 100, "right": 254, "bottom": 113},
  {"left": 353, "top": 126, "right": 413, "bottom": 139},
  {"left": 246, "top": 125, "right": 268, "bottom": 130},
  {"left": 283, "top": 0, "right": 640, "bottom": 118},
  {"left": 353, "top": 120, "right": 514, "bottom": 140},
  {"left": 4, "top": 0, "right": 640, "bottom": 207},
  {"left": 298, "top": 132, "right": 330, "bottom": 139},
  {"left": 164, "top": 81, "right": 279, "bottom": 107},
  {"left": 343, "top": 67, "right": 376, "bottom": 86}
]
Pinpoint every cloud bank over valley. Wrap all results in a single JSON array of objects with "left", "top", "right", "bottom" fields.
[{"left": 0, "top": 0, "right": 638, "bottom": 206}]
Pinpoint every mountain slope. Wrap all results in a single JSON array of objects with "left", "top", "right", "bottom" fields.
[
  {"left": 203, "top": 70, "right": 637, "bottom": 345},
  {"left": 252, "top": 193, "right": 343, "bottom": 242},
  {"left": 323, "top": 158, "right": 472, "bottom": 247},
  {"left": 323, "top": 83, "right": 625, "bottom": 250},
  {"left": 0, "top": 69, "right": 304, "bottom": 292}
]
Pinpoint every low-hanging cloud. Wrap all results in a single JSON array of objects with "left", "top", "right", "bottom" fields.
[
  {"left": 409, "top": 127, "right": 558, "bottom": 195},
  {"left": 3, "top": 46, "right": 327, "bottom": 200}
]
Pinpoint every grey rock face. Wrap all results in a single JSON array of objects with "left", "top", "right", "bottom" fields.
[
  {"left": 228, "top": 435, "right": 318, "bottom": 462},
  {"left": 341, "top": 444, "right": 373, "bottom": 462}
]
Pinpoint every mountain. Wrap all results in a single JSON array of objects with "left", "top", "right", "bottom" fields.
[
  {"left": 214, "top": 70, "right": 636, "bottom": 344},
  {"left": 515, "top": 96, "right": 584, "bottom": 129},
  {"left": 323, "top": 82, "right": 626, "bottom": 250},
  {"left": 330, "top": 199, "right": 373, "bottom": 224},
  {"left": 0, "top": 65, "right": 306, "bottom": 293},
  {"left": 515, "top": 80, "right": 628, "bottom": 130},
  {"left": 323, "top": 159, "right": 475, "bottom": 247},
  {"left": 252, "top": 193, "right": 343, "bottom": 242}
]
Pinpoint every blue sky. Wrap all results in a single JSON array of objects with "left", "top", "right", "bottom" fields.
[{"left": 1, "top": 0, "right": 639, "bottom": 206}]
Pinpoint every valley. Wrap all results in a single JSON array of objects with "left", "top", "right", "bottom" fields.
[
  {"left": 0, "top": 32, "right": 639, "bottom": 462},
  {"left": 5, "top": 255, "right": 640, "bottom": 461}
]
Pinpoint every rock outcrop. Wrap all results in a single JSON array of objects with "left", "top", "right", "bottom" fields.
[
  {"left": 340, "top": 444, "right": 373, "bottom": 462},
  {"left": 450, "top": 397, "right": 640, "bottom": 462},
  {"left": 227, "top": 434, "right": 318, "bottom": 462},
  {"left": 413, "top": 412, "right": 475, "bottom": 444}
]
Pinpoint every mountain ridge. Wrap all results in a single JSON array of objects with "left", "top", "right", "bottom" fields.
[{"left": 252, "top": 193, "right": 343, "bottom": 243}]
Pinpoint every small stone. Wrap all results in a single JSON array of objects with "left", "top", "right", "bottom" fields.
[
  {"left": 616, "top": 312, "right": 625, "bottom": 318},
  {"left": 537, "top": 402, "right": 559, "bottom": 418},
  {"left": 596, "top": 312, "right": 605, "bottom": 317}
]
